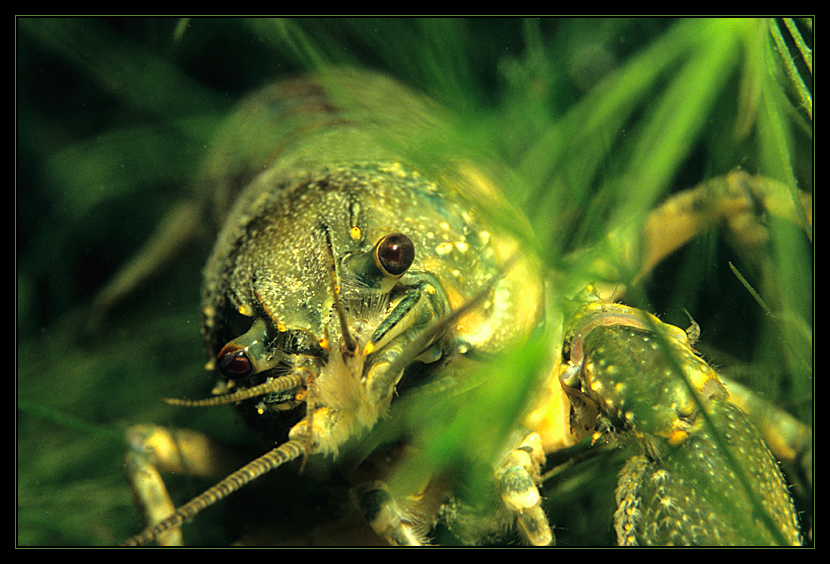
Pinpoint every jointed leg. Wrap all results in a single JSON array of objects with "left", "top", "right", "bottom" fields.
[
  {"left": 124, "top": 424, "right": 248, "bottom": 546},
  {"left": 495, "top": 433, "right": 553, "bottom": 546}
]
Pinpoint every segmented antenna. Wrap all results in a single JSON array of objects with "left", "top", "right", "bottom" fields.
[
  {"left": 122, "top": 439, "right": 305, "bottom": 546},
  {"left": 164, "top": 373, "right": 306, "bottom": 407}
]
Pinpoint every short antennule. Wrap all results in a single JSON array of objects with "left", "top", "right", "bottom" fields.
[
  {"left": 164, "top": 373, "right": 306, "bottom": 407},
  {"left": 121, "top": 439, "right": 306, "bottom": 546},
  {"left": 322, "top": 225, "right": 358, "bottom": 355}
]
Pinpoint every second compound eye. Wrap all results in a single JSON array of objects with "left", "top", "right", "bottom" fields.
[
  {"left": 375, "top": 233, "right": 415, "bottom": 277},
  {"left": 212, "top": 318, "right": 280, "bottom": 381},
  {"left": 217, "top": 345, "right": 253, "bottom": 380}
]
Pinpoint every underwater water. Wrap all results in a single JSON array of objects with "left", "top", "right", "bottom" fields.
[{"left": 17, "top": 17, "right": 812, "bottom": 546}]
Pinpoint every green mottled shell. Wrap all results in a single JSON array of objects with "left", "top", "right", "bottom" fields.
[
  {"left": 580, "top": 324, "right": 721, "bottom": 441},
  {"left": 565, "top": 300, "right": 802, "bottom": 546},
  {"left": 200, "top": 68, "right": 542, "bottom": 370},
  {"left": 615, "top": 399, "right": 802, "bottom": 546}
]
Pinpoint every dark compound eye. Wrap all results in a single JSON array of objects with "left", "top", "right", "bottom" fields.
[
  {"left": 217, "top": 345, "right": 253, "bottom": 380},
  {"left": 376, "top": 233, "right": 415, "bottom": 277}
]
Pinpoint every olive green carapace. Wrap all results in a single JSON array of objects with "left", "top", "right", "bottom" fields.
[
  {"left": 204, "top": 163, "right": 499, "bottom": 352},
  {"left": 200, "top": 69, "right": 542, "bottom": 363},
  {"left": 615, "top": 399, "right": 802, "bottom": 546}
]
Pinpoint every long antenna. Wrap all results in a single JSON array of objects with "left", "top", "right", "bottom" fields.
[{"left": 122, "top": 439, "right": 305, "bottom": 546}]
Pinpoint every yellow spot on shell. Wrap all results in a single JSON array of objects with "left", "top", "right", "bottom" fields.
[
  {"left": 238, "top": 303, "right": 255, "bottom": 317},
  {"left": 363, "top": 342, "right": 375, "bottom": 355},
  {"left": 668, "top": 429, "right": 689, "bottom": 446},
  {"left": 277, "top": 322, "right": 287, "bottom": 332},
  {"left": 350, "top": 226, "right": 361, "bottom": 240},
  {"left": 436, "top": 242, "right": 454, "bottom": 255}
]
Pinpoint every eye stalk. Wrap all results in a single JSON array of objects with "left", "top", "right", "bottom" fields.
[
  {"left": 216, "top": 318, "right": 280, "bottom": 380},
  {"left": 346, "top": 232, "right": 415, "bottom": 293}
]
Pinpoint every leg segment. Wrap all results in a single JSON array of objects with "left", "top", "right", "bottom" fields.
[
  {"left": 495, "top": 433, "right": 553, "bottom": 546},
  {"left": 124, "top": 424, "right": 248, "bottom": 546},
  {"left": 351, "top": 481, "right": 429, "bottom": 546}
]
